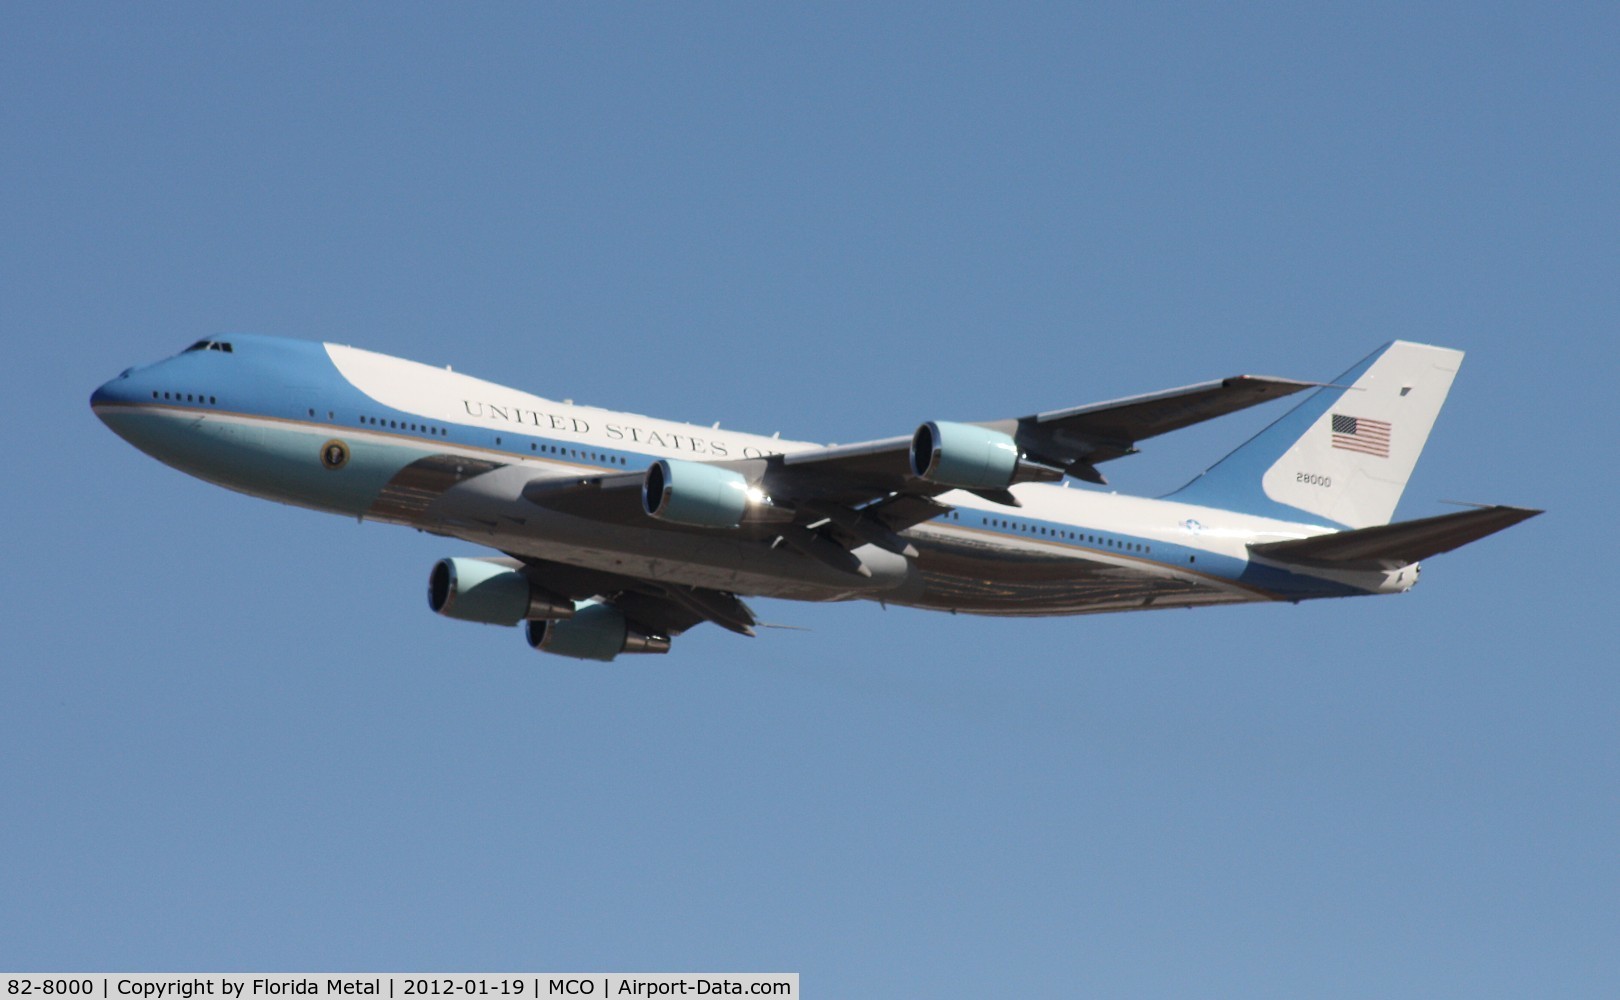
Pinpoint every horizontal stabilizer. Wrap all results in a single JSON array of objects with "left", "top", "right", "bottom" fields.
[{"left": 1249, "top": 505, "right": 1541, "bottom": 569}]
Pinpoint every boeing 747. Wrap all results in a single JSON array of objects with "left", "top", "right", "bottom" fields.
[{"left": 92, "top": 336, "right": 1538, "bottom": 660}]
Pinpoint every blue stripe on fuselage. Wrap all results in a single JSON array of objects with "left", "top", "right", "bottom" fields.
[{"left": 941, "top": 508, "right": 1368, "bottom": 601}]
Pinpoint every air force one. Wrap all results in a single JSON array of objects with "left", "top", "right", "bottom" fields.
[{"left": 92, "top": 335, "right": 1538, "bottom": 660}]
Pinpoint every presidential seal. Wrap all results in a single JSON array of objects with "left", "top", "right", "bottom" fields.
[{"left": 320, "top": 439, "right": 350, "bottom": 470}]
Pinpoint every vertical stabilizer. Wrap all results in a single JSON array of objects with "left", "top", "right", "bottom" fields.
[{"left": 1167, "top": 341, "right": 1463, "bottom": 528}]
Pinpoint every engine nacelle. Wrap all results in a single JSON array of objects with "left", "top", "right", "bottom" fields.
[
  {"left": 910, "top": 421, "right": 1020, "bottom": 490},
  {"left": 643, "top": 458, "right": 751, "bottom": 528},
  {"left": 525, "top": 603, "right": 672, "bottom": 661},
  {"left": 427, "top": 557, "right": 574, "bottom": 625}
]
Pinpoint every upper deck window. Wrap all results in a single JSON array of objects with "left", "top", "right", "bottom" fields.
[{"left": 183, "top": 340, "right": 234, "bottom": 353}]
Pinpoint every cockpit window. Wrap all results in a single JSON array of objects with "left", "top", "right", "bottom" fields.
[{"left": 183, "top": 340, "right": 234, "bottom": 353}]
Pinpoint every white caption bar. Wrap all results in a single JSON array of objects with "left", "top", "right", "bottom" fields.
[{"left": 1, "top": 976, "right": 798, "bottom": 1000}]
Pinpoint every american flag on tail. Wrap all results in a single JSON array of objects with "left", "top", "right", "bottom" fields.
[{"left": 1331, "top": 414, "right": 1391, "bottom": 458}]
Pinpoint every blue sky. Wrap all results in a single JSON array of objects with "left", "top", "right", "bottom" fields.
[{"left": 3, "top": 3, "right": 1616, "bottom": 995}]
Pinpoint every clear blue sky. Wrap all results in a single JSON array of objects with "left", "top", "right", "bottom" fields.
[{"left": 4, "top": 3, "right": 1616, "bottom": 995}]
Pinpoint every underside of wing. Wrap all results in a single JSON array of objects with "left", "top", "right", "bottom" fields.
[
  {"left": 520, "top": 469, "right": 648, "bottom": 523},
  {"left": 506, "top": 553, "right": 760, "bottom": 637}
]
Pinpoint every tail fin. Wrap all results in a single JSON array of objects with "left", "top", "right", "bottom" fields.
[{"left": 1166, "top": 341, "right": 1463, "bottom": 528}]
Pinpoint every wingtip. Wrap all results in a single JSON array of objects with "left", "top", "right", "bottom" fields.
[{"left": 1440, "top": 500, "right": 1546, "bottom": 517}]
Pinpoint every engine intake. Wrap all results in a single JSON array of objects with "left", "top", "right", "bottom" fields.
[
  {"left": 643, "top": 458, "right": 752, "bottom": 528},
  {"left": 427, "top": 557, "right": 574, "bottom": 625},
  {"left": 525, "top": 603, "right": 672, "bottom": 661},
  {"left": 910, "top": 421, "right": 1020, "bottom": 490}
]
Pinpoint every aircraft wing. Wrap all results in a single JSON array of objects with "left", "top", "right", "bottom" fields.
[
  {"left": 505, "top": 553, "right": 759, "bottom": 637},
  {"left": 990, "top": 374, "right": 1320, "bottom": 477},
  {"left": 759, "top": 372, "right": 1317, "bottom": 496},
  {"left": 519, "top": 465, "right": 948, "bottom": 566},
  {"left": 519, "top": 444, "right": 953, "bottom": 511}
]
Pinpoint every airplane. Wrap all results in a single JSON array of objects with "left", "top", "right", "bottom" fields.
[{"left": 91, "top": 335, "right": 1539, "bottom": 661}]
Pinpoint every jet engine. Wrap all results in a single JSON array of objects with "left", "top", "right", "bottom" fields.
[
  {"left": 910, "top": 421, "right": 1020, "bottom": 490},
  {"left": 642, "top": 458, "right": 752, "bottom": 528},
  {"left": 427, "top": 557, "right": 574, "bottom": 625},
  {"left": 524, "top": 603, "right": 672, "bottom": 661}
]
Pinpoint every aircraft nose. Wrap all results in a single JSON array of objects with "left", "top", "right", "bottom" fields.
[{"left": 91, "top": 368, "right": 138, "bottom": 412}]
